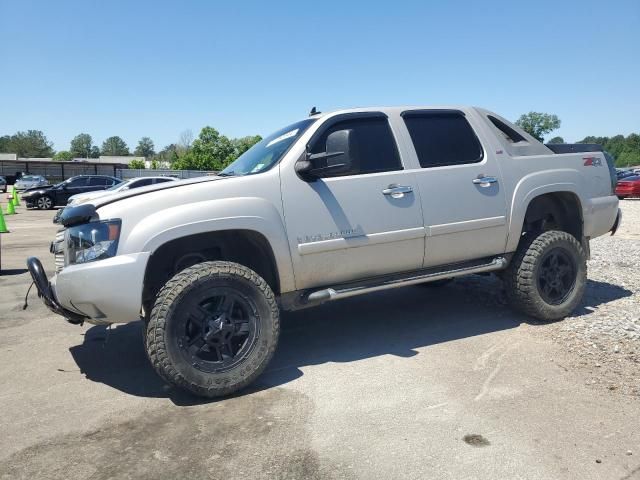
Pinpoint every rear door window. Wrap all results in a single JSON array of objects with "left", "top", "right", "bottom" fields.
[{"left": 402, "top": 111, "right": 483, "bottom": 168}]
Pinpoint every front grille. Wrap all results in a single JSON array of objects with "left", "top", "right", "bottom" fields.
[{"left": 52, "top": 229, "right": 66, "bottom": 273}]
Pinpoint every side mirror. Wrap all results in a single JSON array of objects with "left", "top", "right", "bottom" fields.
[{"left": 296, "top": 129, "right": 354, "bottom": 180}]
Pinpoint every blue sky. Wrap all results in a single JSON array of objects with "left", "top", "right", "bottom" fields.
[{"left": 1, "top": 0, "right": 638, "bottom": 152}]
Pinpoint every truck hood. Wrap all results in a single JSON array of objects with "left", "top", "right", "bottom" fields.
[
  {"left": 69, "top": 189, "right": 111, "bottom": 204},
  {"left": 90, "top": 175, "right": 223, "bottom": 208}
]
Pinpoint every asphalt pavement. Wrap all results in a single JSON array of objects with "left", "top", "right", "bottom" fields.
[{"left": 0, "top": 204, "right": 638, "bottom": 480}]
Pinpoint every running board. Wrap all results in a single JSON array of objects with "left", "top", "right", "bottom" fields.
[{"left": 304, "top": 257, "right": 507, "bottom": 306}]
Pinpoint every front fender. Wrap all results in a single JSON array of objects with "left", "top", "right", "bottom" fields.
[{"left": 121, "top": 197, "right": 296, "bottom": 293}]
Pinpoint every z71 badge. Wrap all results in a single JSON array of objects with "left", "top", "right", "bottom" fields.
[{"left": 583, "top": 156, "right": 602, "bottom": 167}]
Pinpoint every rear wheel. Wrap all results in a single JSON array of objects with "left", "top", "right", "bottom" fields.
[
  {"left": 146, "top": 261, "right": 279, "bottom": 397},
  {"left": 36, "top": 196, "right": 53, "bottom": 210},
  {"left": 504, "top": 230, "right": 586, "bottom": 322}
]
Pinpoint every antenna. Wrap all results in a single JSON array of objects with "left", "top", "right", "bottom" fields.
[{"left": 309, "top": 106, "right": 320, "bottom": 116}]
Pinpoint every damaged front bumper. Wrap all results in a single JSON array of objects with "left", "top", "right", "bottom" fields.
[{"left": 26, "top": 256, "right": 87, "bottom": 324}]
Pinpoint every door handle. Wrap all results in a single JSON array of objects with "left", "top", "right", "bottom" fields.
[
  {"left": 382, "top": 184, "right": 413, "bottom": 198},
  {"left": 472, "top": 176, "right": 498, "bottom": 187}
]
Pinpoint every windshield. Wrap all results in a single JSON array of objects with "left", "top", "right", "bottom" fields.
[
  {"left": 220, "top": 119, "right": 316, "bottom": 177},
  {"left": 21, "top": 176, "right": 41, "bottom": 182}
]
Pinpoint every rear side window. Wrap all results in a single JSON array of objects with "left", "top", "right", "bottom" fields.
[
  {"left": 309, "top": 116, "right": 402, "bottom": 176},
  {"left": 402, "top": 111, "right": 483, "bottom": 168},
  {"left": 154, "top": 178, "right": 174, "bottom": 184},
  {"left": 487, "top": 115, "right": 526, "bottom": 144}
]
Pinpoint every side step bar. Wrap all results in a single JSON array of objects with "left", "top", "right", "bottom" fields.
[{"left": 304, "top": 257, "right": 507, "bottom": 306}]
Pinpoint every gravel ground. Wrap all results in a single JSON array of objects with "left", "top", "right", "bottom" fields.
[
  {"left": 546, "top": 199, "right": 640, "bottom": 396},
  {"left": 447, "top": 199, "right": 640, "bottom": 397}
]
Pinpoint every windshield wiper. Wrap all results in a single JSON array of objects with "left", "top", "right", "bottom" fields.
[{"left": 218, "top": 171, "right": 235, "bottom": 177}]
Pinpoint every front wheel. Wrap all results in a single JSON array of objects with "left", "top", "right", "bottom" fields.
[
  {"left": 145, "top": 261, "right": 280, "bottom": 398},
  {"left": 36, "top": 196, "right": 53, "bottom": 210},
  {"left": 504, "top": 230, "right": 586, "bottom": 322}
]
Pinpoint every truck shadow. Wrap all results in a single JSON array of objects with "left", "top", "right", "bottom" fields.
[{"left": 68, "top": 276, "right": 631, "bottom": 405}]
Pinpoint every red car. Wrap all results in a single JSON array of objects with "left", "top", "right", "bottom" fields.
[{"left": 616, "top": 175, "right": 640, "bottom": 199}]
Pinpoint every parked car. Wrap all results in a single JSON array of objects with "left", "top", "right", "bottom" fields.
[
  {"left": 616, "top": 169, "right": 636, "bottom": 180},
  {"left": 22, "top": 175, "right": 122, "bottom": 209},
  {"left": 14, "top": 175, "right": 48, "bottom": 191},
  {"left": 66, "top": 176, "right": 178, "bottom": 206},
  {"left": 0, "top": 176, "right": 7, "bottom": 193},
  {"left": 615, "top": 174, "right": 640, "bottom": 199},
  {"left": 28, "top": 106, "right": 620, "bottom": 398},
  {"left": 53, "top": 176, "right": 178, "bottom": 223}
]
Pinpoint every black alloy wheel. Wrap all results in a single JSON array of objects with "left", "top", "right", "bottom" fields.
[
  {"left": 176, "top": 288, "right": 259, "bottom": 373},
  {"left": 536, "top": 247, "right": 577, "bottom": 305}
]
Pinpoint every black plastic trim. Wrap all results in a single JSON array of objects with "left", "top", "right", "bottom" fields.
[
  {"left": 400, "top": 108, "right": 467, "bottom": 118},
  {"left": 26, "top": 256, "right": 87, "bottom": 324},
  {"left": 545, "top": 143, "right": 603, "bottom": 154},
  {"left": 57, "top": 202, "right": 98, "bottom": 227}
]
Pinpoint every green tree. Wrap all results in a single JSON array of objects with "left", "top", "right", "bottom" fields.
[
  {"left": 152, "top": 144, "right": 179, "bottom": 167},
  {"left": 547, "top": 136, "right": 564, "bottom": 144},
  {"left": 515, "top": 112, "right": 561, "bottom": 142},
  {"left": 7, "top": 130, "right": 54, "bottom": 157},
  {"left": 70, "top": 133, "right": 95, "bottom": 158},
  {"left": 577, "top": 133, "right": 640, "bottom": 167},
  {"left": 101, "top": 136, "right": 129, "bottom": 156},
  {"left": 229, "top": 135, "right": 262, "bottom": 162},
  {"left": 129, "top": 159, "right": 146, "bottom": 169},
  {"left": 134, "top": 137, "right": 155, "bottom": 158},
  {"left": 0, "top": 135, "right": 10, "bottom": 152},
  {"left": 174, "top": 126, "right": 234, "bottom": 170},
  {"left": 90, "top": 145, "right": 100, "bottom": 158},
  {"left": 53, "top": 150, "right": 74, "bottom": 161}
]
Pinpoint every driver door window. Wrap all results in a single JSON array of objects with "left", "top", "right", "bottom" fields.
[
  {"left": 88, "top": 177, "right": 109, "bottom": 189},
  {"left": 308, "top": 117, "right": 402, "bottom": 177}
]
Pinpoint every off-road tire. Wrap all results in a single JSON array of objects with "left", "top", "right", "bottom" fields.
[
  {"left": 145, "top": 261, "right": 279, "bottom": 397},
  {"left": 504, "top": 230, "right": 586, "bottom": 322}
]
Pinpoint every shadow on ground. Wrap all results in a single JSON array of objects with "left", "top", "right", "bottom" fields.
[
  {"left": 68, "top": 275, "right": 631, "bottom": 405},
  {"left": 0, "top": 268, "right": 28, "bottom": 276}
]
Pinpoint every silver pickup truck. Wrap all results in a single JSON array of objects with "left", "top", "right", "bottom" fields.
[{"left": 27, "top": 106, "right": 621, "bottom": 397}]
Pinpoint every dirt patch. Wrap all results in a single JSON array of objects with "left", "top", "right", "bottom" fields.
[
  {"left": 0, "top": 387, "right": 341, "bottom": 480},
  {"left": 463, "top": 434, "right": 491, "bottom": 447}
]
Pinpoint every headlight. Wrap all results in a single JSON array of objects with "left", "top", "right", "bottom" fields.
[{"left": 66, "top": 220, "right": 121, "bottom": 265}]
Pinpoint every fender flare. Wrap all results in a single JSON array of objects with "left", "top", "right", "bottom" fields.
[
  {"left": 126, "top": 197, "right": 296, "bottom": 293},
  {"left": 506, "top": 175, "right": 584, "bottom": 252}
]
